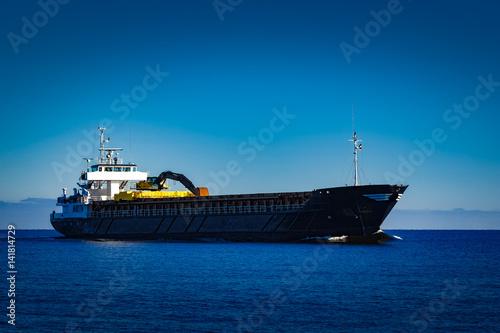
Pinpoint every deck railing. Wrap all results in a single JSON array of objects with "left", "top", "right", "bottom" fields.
[{"left": 87, "top": 204, "right": 304, "bottom": 218}]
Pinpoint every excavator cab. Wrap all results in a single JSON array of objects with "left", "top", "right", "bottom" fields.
[{"left": 136, "top": 177, "right": 168, "bottom": 190}]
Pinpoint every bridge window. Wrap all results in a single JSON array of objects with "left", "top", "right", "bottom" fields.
[
  {"left": 91, "top": 166, "right": 98, "bottom": 172},
  {"left": 99, "top": 167, "right": 103, "bottom": 171},
  {"left": 124, "top": 167, "right": 131, "bottom": 172},
  {"left": 105, "top": 167, "right": 112, "bottom": 172},
  {"left": 73, "top": 206, "right": 84, "bottom": 212},
  {"left": 132, "top": 167, "right": 137, "bottom": 172},
  {"left": 114, "top": 167, "right": 121, "bottom": 172}
]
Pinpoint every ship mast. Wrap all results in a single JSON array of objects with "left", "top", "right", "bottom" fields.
[
  {"left": 349, "top": 106, "right": 362, "bottom": 186},
  {"left": 97, "top": 127, "right": 109, "bottom": 163},
  {"left": 350, "top": 132, "right": 362, "bottom": 186}
]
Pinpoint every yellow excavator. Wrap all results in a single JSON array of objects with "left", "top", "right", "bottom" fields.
[{"left": 115, "top": 171, "right": 209, "bottom": 201}]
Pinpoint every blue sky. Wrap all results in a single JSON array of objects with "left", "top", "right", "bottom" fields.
[{"left": 1, "top": 0, "right": 499, "bottom": 218}]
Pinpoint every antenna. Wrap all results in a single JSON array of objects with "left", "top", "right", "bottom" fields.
[
  {"left": 83, "top": 158, "right": 93, "bottom": 171},
  {"left": 129, "top": 124, "right": 132, "bottom": 163},
  {"left": 352, "top": 104, "right": 355, "bottom": 134}
]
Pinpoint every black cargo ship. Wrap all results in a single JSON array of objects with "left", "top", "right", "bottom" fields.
[{"left": 50, "top": 128, "right": 407, "bottom": 242}]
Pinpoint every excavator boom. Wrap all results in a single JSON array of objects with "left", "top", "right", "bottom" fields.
[
  {"left": 135, "top": 170, "right": 208, "bottom": 196},
  {"left": 156, "top": 171, "right": 197, "bottom": 195}
]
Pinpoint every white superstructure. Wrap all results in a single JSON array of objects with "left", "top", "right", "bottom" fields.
[{"left": 54, "top": 127, "right": 148, "bottom": 218}]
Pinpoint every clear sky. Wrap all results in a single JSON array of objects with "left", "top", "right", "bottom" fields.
[{"left": 1, "top": 0, "right": 499, "bottom": 213}]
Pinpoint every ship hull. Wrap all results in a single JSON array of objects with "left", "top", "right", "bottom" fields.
[{"left": 51, "top": 185, "right": 407, "bottom": 242}]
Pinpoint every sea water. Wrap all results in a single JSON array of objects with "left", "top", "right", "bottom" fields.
[{"left": 0, "top": 229, "right": 498, "bottom": 332}]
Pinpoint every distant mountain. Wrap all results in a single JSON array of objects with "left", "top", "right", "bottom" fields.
[
  {"left": 0, "top": 198, "right": 55, "bottom": 229},
  {"left": 1, "top": 198, "right": 499, "bottom": 230}
]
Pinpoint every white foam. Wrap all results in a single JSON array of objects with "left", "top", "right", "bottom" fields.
[{"left": 328, "top": 235, "right": 348, "bottom": 242}]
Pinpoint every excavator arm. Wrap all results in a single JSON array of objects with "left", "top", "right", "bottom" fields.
[
  {"left": 155, "top": 171, "right": 197, "bottom": 195},
  {"left": 136, "top": 170, "right": 208, "bottom": 196}
]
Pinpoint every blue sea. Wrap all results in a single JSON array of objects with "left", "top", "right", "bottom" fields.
[{"left": 0, "top": 230, "right": 499, "bottom": 332}]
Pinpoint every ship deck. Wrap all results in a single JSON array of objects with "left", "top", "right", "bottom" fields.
[{"left": 90, "top": 190, "right": 313, "bottom": 217}]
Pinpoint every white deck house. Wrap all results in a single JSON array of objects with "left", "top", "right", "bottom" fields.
[{"left": 55, "top": 127, "right": 148, "bottom": 218}]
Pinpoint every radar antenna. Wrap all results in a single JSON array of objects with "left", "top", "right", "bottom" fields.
[{"left": 97, "top": 127, "right": 122, "bottom": 164}]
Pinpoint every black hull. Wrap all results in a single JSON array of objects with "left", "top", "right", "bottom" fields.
[{"left": 51, "top": 185, "right": 407, "bottom": 242}]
